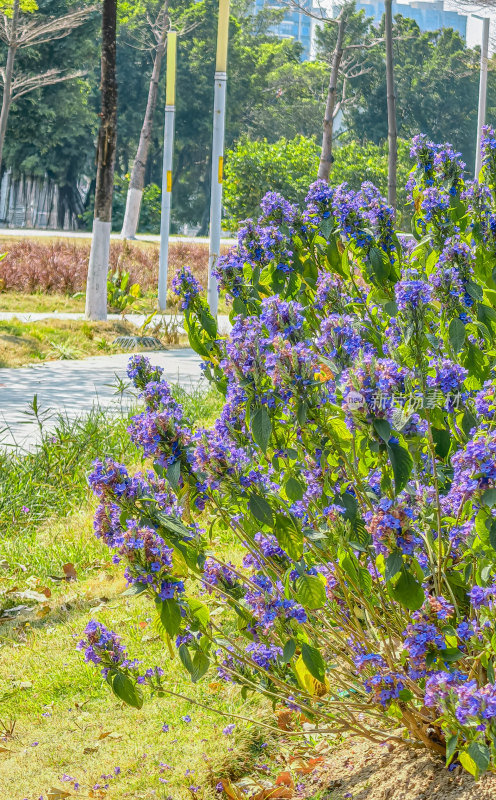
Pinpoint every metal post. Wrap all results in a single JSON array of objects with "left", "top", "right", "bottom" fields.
[
  {"left": 475, "top": 17, "right": 490, "bottom": 180},
  {"left": 158, "top": 31, "right": 177, "bottom": 312},
  {"left": 207, "top": 0, "right": 230, "bottom": 318}
]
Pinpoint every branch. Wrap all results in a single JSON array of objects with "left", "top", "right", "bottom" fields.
[
  {"left": 281, "top": 0, "right": 339, "bottom": 24},
  {"left": 2, "top": 6, "right": 97, "bottom": 48},
  {"left": 11, "top": 68, "right": 85, "bottom": 101}
]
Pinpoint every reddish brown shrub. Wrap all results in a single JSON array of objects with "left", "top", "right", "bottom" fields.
[{"left": 0, "top": 239, "right": 214, "bottom": 295}]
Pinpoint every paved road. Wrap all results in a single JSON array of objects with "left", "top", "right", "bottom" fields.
[
  {"left": 0, "top": 349, "right": 203, "bottom": 450},
  {"left": 0, "top": 228, "right": 237, "bottom": 245}
]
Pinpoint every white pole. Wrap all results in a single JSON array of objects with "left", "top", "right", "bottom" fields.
[
  {"left": 208, "top": 0, "right": 230, "bottom": 318},
  {"left": 158, "top": 31, "right": 177, "bottom": 312},
  {"left": 475, "top": 17, "right": 490, "bottom": 179}
]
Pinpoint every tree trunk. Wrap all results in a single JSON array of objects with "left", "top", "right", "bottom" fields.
[
  {"left": 384, "top": 0, "right": 397, "bottom": 208},
  {"left": 121, "top": 25, "right": 167, "bottom": 239},
  {"left": 0, "top": 0, "right": 19, "bottom": 178},
  {"left": 85, "top": 0, "right": 118, "bottom": 321},
  {"left": 318, "top": 9, "right": 345, "bottom": 182}
]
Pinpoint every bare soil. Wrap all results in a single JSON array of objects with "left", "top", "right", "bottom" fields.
[{"left": 304, "top": 738, "right": 496, "bottom": 799}]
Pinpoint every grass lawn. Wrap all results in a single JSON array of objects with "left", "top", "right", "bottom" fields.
[
  {"left": 0, "top": 390, "right": 276, "bottom": 800},
  {"left": 0, "top": 317, "right": 189, "bottom": 369},
  {"left": 0, "top": 508, "right": 268, "bottom": 800},
  {"left": 0, "top": 291, "right": 86, "bottom": 313}
]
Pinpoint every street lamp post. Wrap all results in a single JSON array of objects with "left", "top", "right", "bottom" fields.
[
  {"left": 207, "top": 0, "right": 230, "bottom": 318},
  {"left": 158, "top": 30, "right": 177, "bottom": 312},
  {"left": 475, "top": 17, "right": 490, "bottom": 179}
]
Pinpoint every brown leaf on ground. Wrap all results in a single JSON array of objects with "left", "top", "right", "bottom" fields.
[
  {"left": 293, "top": 756, "right": 325, "bottom": 775},
  {"left": 253, "top": 788, "right": 293, "bottom": 800},
  {"left": 219, "top": 779, "right": 246, "bottom": 799},
  {"left": 277, "top": 710, "right": 294, "bottom": 731},
  {"left": 275, "top": 771, "right": 294, "bottom": 789},
  {"left": 97, "top": 731, "right": 122, "bottom": 740},
  {"left": 62, "top": 563, "right": 77, "bottom": 581}
]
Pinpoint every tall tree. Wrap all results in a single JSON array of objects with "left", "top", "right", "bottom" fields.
[
  {"left": 318, "top": 4, "right": 346, "bottom": 180},
  {"left": 0, "top": 0, "right": 93, "bottom": 177},
  {"left": 344, "top": 19, "right": 486, "bottom": 169},
  {"left": 120, "top": 0, "right": 169, "bottom": 239},
  {"left": 296, "top": 1, "right": 380, "bottom": 181},
  {"left": 384, "top": 0, "right": 397, "bottom": 207},
  {"left": 85, "top": 0, "right": 117, "bottom": 320}
]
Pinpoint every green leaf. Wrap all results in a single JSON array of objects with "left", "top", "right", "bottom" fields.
[
  {"left": 384, "top": 300, "right": 398, "bottom": 316},
  {"left": 461, "top": 410, "right": 477, "bottom": 437},
  {"left": 187, "top": 597, "right": 210, "bottom": 627},
  {"left": 385, "top": 552, "right": 403, "bottom": 582},
  {"left": 106, "top": 670, "right": 143, "bottom": 709},
  {"left": 482, "top": 488, "right": 496, "bottom": 508},
  {"left": 297, "top": 401, "right": 308, "bottom": 426},
  {"left": 200, "top": 307, "right": 218, "bottom": 338},
  {"left": 251, "top": 406, "right": 272, "bottom": 453},
  {"left": 488, "top": 520, "right": 496, "bottom": 550},
  {"left": 301, "top": 643, "right": 326, "bottom": 683},
  {"left": 373, "top": 418, "right": 391, "bottom": 442},
  {"left": 285, "top": 477, "right": 304, "bottom": 502},
  {"left": 275, "top": 513, "right": 303, "bottom": 560},
  {"left": 446, "top": 733, "right": 458, "bottom": 767},
  {"left": 369, "top": 247, "right": 391, "bottom": 283},
  {"left": 296, "top": 574, "right": 326, "bottom": 609},
  {"left": 166, "top": 459, "right": 181, "bottom": 490},
  {"left": 386, "top": 441, "right": 413, "bottom": 494},
  {"left": 156, "top": 597, "right": 182, "bottom": 637},
  {"left": 459, "top": 751, "right": 478, "bottom": 777},
  {"left": 336, "top": 492, "right": 358, "bottom": 521},
  {"left": 440, "top": 647, "right": 464, "bottom": 663},
  {"left": 191, "top": 650, "right": 210, "bottom": 683},
  {"left": 432, "top": 427, "right": 451, "bottom": 459},
  {"left": 449, "top": 318, "right": 465, "bottom": 353},
  {"left": 249, "top": 494, "right": 273, "bottom": 527},
  {"left": 465, "top": 280, "right": 483, "bottom": 302},
  {"left": 178, "top": 643, "right": 193, "bottom": 674},
  {"left": 389, "top": 569, "right": 424, "bottom": 611},
  {"left": 467, "top": 741, "right": 490, "bottom": 775},
  {"left": 282, "top": 639, "right": 296, "bottom": 663}
]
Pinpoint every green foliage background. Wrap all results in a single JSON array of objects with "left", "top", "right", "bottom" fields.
[
  {"left": 2, "top": 0, "right": 496, "bottom": 231},
  {"left": 223, "top": 135, "right": 412, "bottom": 224}
]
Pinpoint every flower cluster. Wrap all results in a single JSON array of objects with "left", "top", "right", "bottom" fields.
[{"left": 81, "top": 134, "right": 496, "bottom": 777}]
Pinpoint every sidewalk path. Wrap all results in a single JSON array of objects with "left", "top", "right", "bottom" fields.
[
  {"left": 0, "top": 349, "right": 202, "bottom": 450},
  {"left": 0, "top": 311, "right": 231, "bottom": 334},
  {"left": 0, "top": 228, "right": 236, "bottom": 246}
]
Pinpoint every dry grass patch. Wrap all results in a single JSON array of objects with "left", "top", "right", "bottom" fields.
[{"left": 0, "top": 317, "right": 186, "bottom": 368}]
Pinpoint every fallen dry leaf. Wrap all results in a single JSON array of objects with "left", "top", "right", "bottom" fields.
[
  {"left": 276, "top": 710, "right": 294, "bottom": 731},
  {"left": 0, "top": 604, "right": 32, "bottom": 619},
  {"left": 97, "top": 731, "right": 122, "bottom": 740},
  {"left": 220, "top": 779, "right": 245, "bottom": 800},
  {"left": 253, "top": 788, "right": 293, "bottom": 800},
  {"left": 293, "top": 756, "right": 325, "bottom": 775},
  {"left": 275, "top": 772, "right": 294, "bottom": 789},
  {"left": 62, "top": 563, "right": 77, "bottom": 581},
  {"left": 47, "top": 789, "right": 71, "bottom": 800}
]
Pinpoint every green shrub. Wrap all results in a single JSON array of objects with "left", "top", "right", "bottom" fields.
[
  {"left": 81, "top": 133, "right": 496, "bottom": 778},
  {"left": 224, "top": 134, "right": 411, "bottom": 224}
]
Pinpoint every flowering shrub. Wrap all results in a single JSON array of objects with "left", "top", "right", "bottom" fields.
[{"left": 82, "top": 130, "right": 496, "bottom": 778}]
